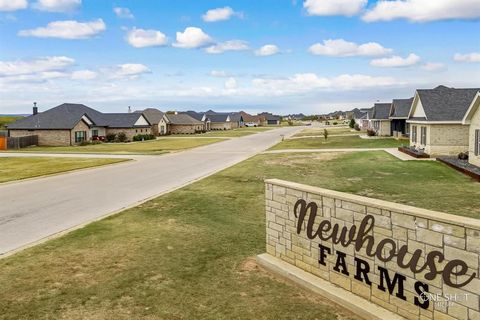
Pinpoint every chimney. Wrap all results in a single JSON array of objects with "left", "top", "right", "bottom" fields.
[
  {"left": 128, "top": 106, "right": 132, "bottom": 113},
  {"left": 33, "top": 102, "right": 38, "bottom": 115}
]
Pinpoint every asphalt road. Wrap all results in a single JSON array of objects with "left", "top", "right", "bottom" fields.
[{"left": 0, "top": 126, "right": 301, "bottom": 255}]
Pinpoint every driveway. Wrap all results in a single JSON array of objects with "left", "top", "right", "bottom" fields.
[{"left": 0, "top": 126, "right": 301, "bottom": 256}]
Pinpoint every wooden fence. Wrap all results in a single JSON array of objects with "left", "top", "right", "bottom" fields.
[{"left": 6, "top": 135, "right": 38, "bottom": 149}]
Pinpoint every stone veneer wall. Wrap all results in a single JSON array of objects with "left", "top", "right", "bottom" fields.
[{"left": 265, "top": 179, "right": 480, "bottom": 320}]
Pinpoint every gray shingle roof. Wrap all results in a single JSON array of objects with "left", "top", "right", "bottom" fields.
[
  {"left": 372, "top": 103, "right": 391, "bottom": 120},
  {"left": 206, "top": 114, "right": 230, "bottom": 123},
  {"left": 7, "top": 103, "right": 106, "bottom": 129},
  {"left": 164, "top": 113, "right": 203, "bottom": 125},
  {"left": 390, "top": 98, "right": 413, "bottom": 118},
  {"left": 182, "top": 111, "right": 204, "bottom": 121},
  {"left": 135, "top": 108, "right": 164, "bottom": 125},
  {"left": 102, "top": 113, "right": 151, "bottom": 128},
  {"left": 415, "top": 86, "right": 480, "bottom": 121},
  {"left": 7, "top": 103, "right": 151, "bottom": 129}
]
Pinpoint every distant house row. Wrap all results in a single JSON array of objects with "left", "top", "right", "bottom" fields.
[
  {"left": 6, "top": 104, "right": 281, "bottom": 146},
  {"left": 353, "top": 85, "right": 480, "bottom": 167}
]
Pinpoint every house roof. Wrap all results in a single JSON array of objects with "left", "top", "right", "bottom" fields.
[
  {"left": 372, "top": 103, "right": 391, "bottom": 120},
  {"left": 413, "top": 85, "right": 480, "bottom": 122},
  {"left": 350, "top": 108, "right": 367, "bottom": 119},
  {"left": 182, "top": 111, "right": 205, "bottom": 121},
  {"left": 135, "top": 108, "right": 164, "bottom": 125},
  {"left": 258, "top": 112, "right": 281, "bottom": 121},
  {"left": 102, "top": 113, "right": 151, "bottom": 128},
  {"left": 164, "top": 113, "right": 203, "bottom": 125},
  {"left": 390, "top": 98, "right": 413, "bottom": 118},
  {"left": 463, "top": 91, "right": 480, "bottom": 124},
  {"left": 7, "top": 103, "right": 151, "bottom": 130},
  {"left": 7, "top": 103, "right": 107, "bottom": 130},
  {"left": 206, "top": 113, "right": 231, "bottom": 123}
]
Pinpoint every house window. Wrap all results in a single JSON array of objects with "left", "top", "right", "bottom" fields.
[
  {"left": 420, "top": 127, "right": 427, "bottom": 145},
  {"left": 475, "top": 129, "right": 480, "bottom": 156},
  {"left": 92, "top": 129, "right": 99, "bottom": 137},
  {"left": 411, "top": 126, "right": 417, "bottom": 143},
  {"left": 75, "top": 131, "right": 86, "bottom": 143}
]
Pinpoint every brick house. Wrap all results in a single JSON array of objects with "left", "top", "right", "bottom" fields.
[
  {"left": 370, "top": 103, "right": 392, "bottom": 136},
  {"left": 158, "top": 113, "right": 205, "bottom": 134},
  {"left": 462, "top": 91, "right": 480, "bottom": 167},
  {"left": 134, "top": 108, "right": 164, "bottom": 136},
  {"left": 389, "top": 97, "right": 413, "bottom": 138},
  {"left": 407, "top": 85, "right": 480, "bottom": 156},
  {"left": 203, "top": 111, "right": 244, "bottom": 130},
  {"left": 7, "top": 103, "right": 151, "bottom": 146}
]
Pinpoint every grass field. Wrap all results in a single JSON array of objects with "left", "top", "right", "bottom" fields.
[
  {"left": 0, "top": 115, "right": 23, "bottom": 129},
  {"left": 6, "top": 138, "right": 224, "bottom": 155},
  {"left": 0, "top": 150, "right": 479, "bottom": 319},
  {"left": 272, "top": 135, "right": 403, "bottom": 149},
  {"left": 293, "top": 127, "right": 357, "bottom": 137},
  {"left": 0, "top": 157, "right": 127, "bottom": 183}
]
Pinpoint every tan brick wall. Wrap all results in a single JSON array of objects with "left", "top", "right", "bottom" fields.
[
  {"left": 169, "top": 124, "right": 204, "bottom": 134},
  {"left": 377, "top": 120, "right": 391, "bottom": 136},
  {"left": 106, "top": 128, "right": 151, "bottom": 141},
  {"left": 409, "top": 123, "right": 469, "bottom": 156},
  {"left": 469, "top": 110, "right": 480, "bottom": 167},
  {"left": 210, "top": 122, "right": 233, "bottom": 130},
  {"left": 70, "top": 120, "right": 90, "bottom": 145},
  {"left": 9, "top": 129, "right": 70, "bottom": 146},
  {"left": 265, "top": 179, "right": 480, "bottom": 320}
]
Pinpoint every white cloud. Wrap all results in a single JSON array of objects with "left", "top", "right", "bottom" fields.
[
  {"left": 19, "top": 19, "right": 106, "bottom": 39},
  {"left": 252, "top": 73, "right": 398, "bottom": 95},
  {"left": 202, "top": 7, "right": 241, "bottom": 22},
  {"left": 304, "top": 0, "right": 367, "bottom": 16},
  {"left": 0, "top": 0, "right": 27, "bottom": 11},
  {"left": 370, "top": 53, "right": 420, "bottom": 67},
  {"left": 255, "top": 44, "right": 280, "bottom": 56},
  {"left": 126, "top": 28, "right": 168, "bottom": 48},
  {"left": 33, "top": 0, "right": 81, "bottom": 12},
  {"left": 173, "top": 27, "right": 213, "bottom": 49},
  {"left": 363, "top": 0, "right": 480, "bottom": 22},
  {"left": 205, "top": 40, "right": 249, "bottom": 54},
  {"left": 422, "top": 62, "right": 446, "bottom": 71},
  {"left": 309, "top": 39, "right": 392, "bottom": 57},
  {"left": 113, "top": 7, "right": 134, "bottom": 19},
  {"left": 71, "top": 70, "right": 97, "bottom": 80},
  {"left": 209, "top": 70, "right": 231, "bottom": 77},
  {"left": 110, "top": 63, "right": 151, "bottom": 79},
  {"left": 0, "top": 56, "right": 75, "bottom": 76},
  {"left": 224, "top": 77, "right": 237, "bottom": 89},
  {"left": 454, "top": 52, "right": 480, "bottom": 63}
]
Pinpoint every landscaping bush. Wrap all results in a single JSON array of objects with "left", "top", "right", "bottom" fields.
[
  {"left": 106, "top": 133, "right": 116, "bottom": 142},
  {"left": 323, "top": 129, "right": 328, "bottom": 140},
  {"left": 116, "top": 132, "right": 127, "bottom": 143},
  {"left": 349, "top": 119, "right": 355, "bottom": 128},
  {"left": 366, "top": 129, "right": 377, "bottom": 137},
  {"left": 133, "top": 134, "right": 155, "bottom": 141},
  {"left": 332, "top": 121, "right": 338, "bottom": 125},
  {"left": 354, "top": 123, "right": 360, "bottom": 131},
  {"left": 80, "top": 141, "right": 91, "bottom": 146},
  {"left": 458, "top": 152, "right": 469, "bottom": 160}
]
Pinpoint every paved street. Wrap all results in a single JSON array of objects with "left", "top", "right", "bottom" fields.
[{"left": 0, "top": 127, "right": 301, "bottom": 255}]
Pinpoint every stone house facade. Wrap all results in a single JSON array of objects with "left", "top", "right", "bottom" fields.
[
  {"left": 159, "top": 113, "right": 205, "bottom": 135},
  {"left": 463, "top": 91, "right": 480, "bottom": 166}
]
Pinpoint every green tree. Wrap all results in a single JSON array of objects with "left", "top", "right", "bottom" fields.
[{"left": 349, "top": 118, "right": 355, "bottom": 128}]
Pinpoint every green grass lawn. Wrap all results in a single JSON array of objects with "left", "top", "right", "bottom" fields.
[
  {"left": 7, "top": 138, "right": 224, "bottom": 155},
  {"left": 0, "top": 157, "right": 127, "bottom": 183},
  {"left": 293, "top": 127, "right": 357, "bottom": 137},
  {"left": 272, "top": 135, "right": 403, "bottom": 149},
  {"left": 0, "top": 150, "right": 478, "bottom": 319},
  {"left": 0, "top": 115, "right": 23, "bottom": 129}
]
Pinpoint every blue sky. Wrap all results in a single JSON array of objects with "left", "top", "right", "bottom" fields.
[{"left": 0, "top": 0, "right": 479, "bottom": 114}]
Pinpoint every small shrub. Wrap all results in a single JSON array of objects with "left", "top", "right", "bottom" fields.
[
  {"left": 133, "top": 134, "right": 155, "bottom": 141},
  {"left": 458, "top": 152, "right": 469, "bottom": 160},
  {"left": 117, "top": 132, "right": 127, "bottom": 143},
  {"left": 354, "top": 123, "right": 360, "bottom": 131},
  {"left": 332, "top": 121, "right": 338, "bottom": 125},
  {"left": 366, "top": 129, "right": 377, "bottom": 137},
  {"left": 323, "top": 129, "right": 328, "bottom": 140},
  {"left": 349, "top": 119, "right": 355, "bottom": 128},
  {"left": 106, "top": 133, "right": 116, "bottom": 142},
  {"left": 80, "top": 141, "right": 91, "bottom": 146}
]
